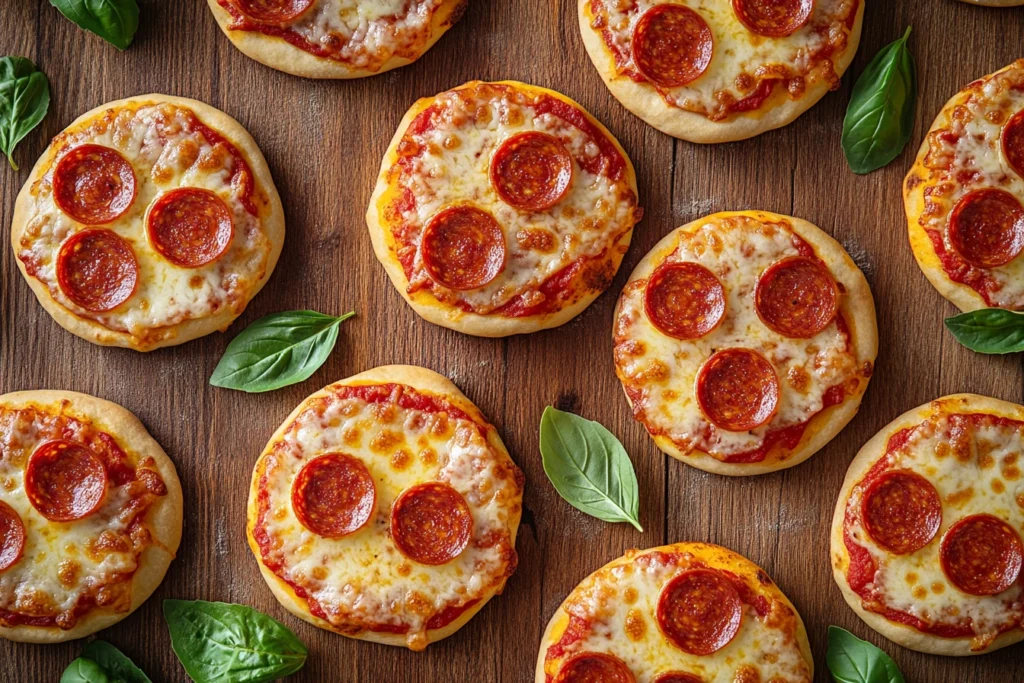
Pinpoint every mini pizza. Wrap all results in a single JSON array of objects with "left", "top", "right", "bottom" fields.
[
  {"left": 905, "top": 60, "right": 1024, "bottom": 311},
  {"left": 11, "top": 95, "right": 284, "bottom": 351},
  {"left": 0, "top": 391, "right": 182, "bottom": 644},
  {"left": 831, "top": 394, "right": 1024, "bottom": 656},
  {"left": 366, "top": 80, "right": 642, "bottom": 337},
  {"left": 246, "top": 365, "right": 524, "bottom": 650},
  {"left": 577, "top": 0, "right": 864, "bottom": 143},
  {"left": 613, "top": 210, "right": 877, "bottom": 476},
  {"left": 536, "top": 542, "right": 813, "bottom": 682},
  {"left": 206, "top": 0, "right": 466, "bottom": 79}
]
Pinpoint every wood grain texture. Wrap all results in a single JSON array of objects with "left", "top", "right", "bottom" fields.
[{"left": 1, "top": 1, "right": 1023, "bottom": 681}]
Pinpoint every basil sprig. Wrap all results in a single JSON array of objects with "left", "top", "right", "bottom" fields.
[
  {"left": 0, "top": 56, "right": 50, "bottom": 171},
  {"left": 60, "top": 641, "right": 152, "bottom": 683},
  {"left": 842, "top": 27, "right": 916, "bottom": 174},
  {"left": 945, "top": 308, "right": 1024, "bottom": 353},
  {"left": 210, "top": 310, "right": 355, "bottom": 393},
  {"left": 49, "top": 0, "right": 140, "bottom": 50},
  {"left": 539, "top": 406, "right": 643, "bottom": 531},
  {"left": 163, "top": 600, "right": 308, "bottom": 683},
  {"left": 826, "top": 626, "right": 905, "bottom": 683}
]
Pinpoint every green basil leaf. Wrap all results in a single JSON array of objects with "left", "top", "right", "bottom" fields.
[
  {"left": 0, "top": 56, "right": 50, "bottom": 171},
  {"left": 81, "top": 641, "right": 152, "bottom": 683},
  {"left": 945, "top": 308, "right": 1024, "bottom": 354},
  {"left": 163, "top": 600, "right": 308, "bottom": 683},
  {"left": 841, "top": 26, "right": 916, "bottom": 174},
  {"left": 49, "top": 0, "right": 140, "bottom": 50},
  {"left": 210, "top": 310, "right": 355, "bottom": 393},
  {"left": 60, "top": 658, "right": 111, "bottom": 683},
  {"left": 827, "top": 626, "right": 905, "bottom": 683},
  {"left": 539, "top": 406, "right": 643, "bottom": 531}
]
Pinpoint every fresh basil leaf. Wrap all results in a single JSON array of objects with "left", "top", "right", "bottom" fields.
[
  {"left": 842, "top": 26, "right": 916, "bottom": 174},
  {"left": 0, "top": 56, "right": 50, "bottom": 171},
  {"left": 210, "top": 310, "right": 355, "bottom": 393},
  {"left": 827, "top": 626, "right": 905, "bottom": 683},
  {"left": 49, "top": 0, "right": 140, "bottom": 50},
  {"left": 163, "top": 600, "right": 308, "bottom": 683},
  {"left": 60, "top": 657, "right": 111, "bottom": 683},
  {"left": 539, "top": 406, "right": 643, "bottom": 531},
  {"left": 945, "top": 308, "right": 1024, "bottom": 354},
  {"left": 81, "top": 641, "right": 152, "bottom": 683}
]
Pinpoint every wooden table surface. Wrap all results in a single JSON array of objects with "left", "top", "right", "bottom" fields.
[{"left": 2, "top": 1, "right": 1024, "bottom": 681}]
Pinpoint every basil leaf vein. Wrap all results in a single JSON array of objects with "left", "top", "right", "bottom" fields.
[
  {"left": 539, "top": 406, "right": 643, "bottom": 531},
  {"left": 0, "top": 56, "right": 50, "bottom": 171},
  {"left": 841, "top": 26, "right": 916, "bottom": 174},
  {"left": 826, "top": 626, "right": 905, "bottom": 683},
  {"left": 163, "top": 600, "right": 308, "bottom": 683},
  {"left": 210, "top": 310, "right": 355, "bottom": 393},
  {"left": 49, "top": 0, "right": 140, "bottom": 50},
  {"left": 945, "top": 308, "right": 1024, "bottom": 354},
  {"left": 60, "top": 658, "right": 111, "bottom": 683}
]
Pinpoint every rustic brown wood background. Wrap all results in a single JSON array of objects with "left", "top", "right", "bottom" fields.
[{"left": 2, "top": 1, "right": 1023, "bottom": 681}]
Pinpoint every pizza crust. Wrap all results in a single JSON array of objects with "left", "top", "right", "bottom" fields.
[
  {"left": 0, "top": 390, "right": 183, "bottom": 644},
  {"left": 205, "top": 0, "right": 466, "bottom": 79},
  {"left": 245, "top": 364, "right": 521, "bottom": 649},
  {"left": 577, "top": 0, "right": 864, "bottom": 143},
  {"left": 829, "top": 393, "right": 1024, "bottom": 656},
  {"left": 366, "top": 81, "right": 639, "bottom": 337},
  {"left": 534, "top": 542, "right": 814, "bottom": 682},
  {"left": 10, "top": 94, "right": 285, "bottom": 352},
  {"left": 615, "top": 210, "right": 878, "bottom": 476}
]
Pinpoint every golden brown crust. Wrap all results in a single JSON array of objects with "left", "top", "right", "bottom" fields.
[
  {"left": 205, "top": 0, "right": 465, "bottom": 79},
  {"left": 246, "top": 365, "right": 521, "bottom": 649},
  {"left": 615, "top": 210, "right": 877, "bottom": 476},
  {"left": 577, "top": 0, "right": 864, "bottom": 143},
  {"left": 829, "top": 394, "right": 1024, "bottom": 656},
  {"left": 10, "top": 94, "right": 285, "bottom": 352},
  {"left": 0, "top": 390, "right": 182, "bottom": 644},
  {"left": 366, "top": 80, "right": 639, "bottom": 337}
]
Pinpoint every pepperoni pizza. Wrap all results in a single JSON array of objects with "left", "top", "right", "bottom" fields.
[
  {"left": 905, "top": 60, "right": 1024, "bottom": 312},
  {"left": 536, "top": 542, "right": 814, "bottom": 682},
  {"left": 613, "top": 211, "right": 877, "bottom": 476},
  {"left": 206, "top": 0, "right": 467, "bottom": 79},
  {"left": 246, "top": 365, "right": 524, "bottom": 650},
  {"left": 831, "top": 394, "right": 1024, "bottom": 656},
  {"left": 577, "top": 0, "right": 864, "bottom": 143},
  {"left": 366, "top": 80, "right": 643, "bottom": 336},
  {"left": 11, "top": 95, "right": 284, "bottom": 351},
  {"left": 0, "top": 391, "right": 182, "bottom": 644}
]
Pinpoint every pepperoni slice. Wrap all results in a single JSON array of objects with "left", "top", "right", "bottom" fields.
[
  {"left": 56, "top": 229, "right": 139, "bottom": 312},
  {"left": 653, "top": 674, "right": 703, "bottom": 683},
  {"left": 147, "top": 188, "right": 234, "bottom": 268},
  {"left": 53, "top": 145, "right": 136, "bottom": 225},
  {"left": 696, "top": 349, "right": 780, "bottom": 432},
  {"left": 861, "top": 470, "right": 942, "bottom": 554},
  {"left": 1003, "top": 108, "right": 1024, "bottom": 180},
  {"left": 644, "top": 262, "right": 726, "bottom": 340},
  {"left": 25, "top": 441, "right": 108, "bottom": 522},
  {"left": 632, "top": 5, "right": 714, "bottom": 88},
  {"left": 490, "top": 132, "right": 573, "bottom": 212},
  {"left": 390, "top": 482, "right": 472, "bottom": 565},
  {"left": 755, "top": 256, "right": 837, "bottom": 338},
  {"left": 657, "top": 569, "right": 743, "bottom": 656},
  {"left": 732, "top": 0, "right": 814, "bottom": 38},
  {"left": 291, "top": 454, "right": 375, "bottom": 539},
  {"left": 0, "top": 501, "right": 25, "bottom": 572},
  {"left": 422, "top": 206, "right": 506, "bottom": 290},
  {"left": 232, "top": 0, "right": 314, "bottom": 22},
  {"left": 941, "top": 514, "right": 1023, "bottom": 596},
  {"left": 948, "top": 188, "right": 1024, "bottom": 268},
  {"left": 554, "top": 652, "right": 636, "bottom": 683}
]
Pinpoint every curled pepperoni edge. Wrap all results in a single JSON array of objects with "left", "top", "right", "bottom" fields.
[
  {"left": 644, "top": 261, "right": 726, "bottom": 340},
  {"left": 231, "top": 0, "right": 315, "bottom": 23},
  {"left": 421, "top": 205, "right": 507, "bottom": 291},
  {"left": 860, "top": 470, "right": 942, "bottom": 555},
  {"left": 754, "top": 255, "right": 838, "bottom": 339},
  {"left": 731, "top": 0, "right": 814, "bottom": 38},
  {"left": 390, "top": 482, "right": 473, "bottom": 566},
  {"left": 940, "top": 514, "right": 1024, "bottom": 596},
  {"left": 656, "top": 568, "right": 744, "bottom": 656},
  {"left": 55, "top": 228, "right": 140, "bottom": 312},
  {"left": 652, "top": 674, "right": 704, "bottom": 683},
  {"left": 24, "top": 440, "right": 109, "bottom": 523},
  {"left": 489, "top": 131, "right": 574, "bottom": 213},
  {"left": 291, "top": 453, "right": 376, "bottom": 539},
  {"left": 52, "top": 144, "right": 137, "bottom": 225},
  {"left": 695, "top": 348, "right": 780, "bottom": 433},
  {"left": 553, "top": 652, "right": 637, "bottom": 683},
  {"left": 632, "top": 4, "right": 714, "bottom": 88},
  {"left": 0, "top": 501, "right": 26, "bottom": 572},
  {"left": 1002, "top": 108, "right": 1024, "bottom": 180},
  {"left": 947, "top": 188, "right": 1024, "bottom": 269},
  {"left": 146, "top": 187, "right": 235, "bottom": 268}
]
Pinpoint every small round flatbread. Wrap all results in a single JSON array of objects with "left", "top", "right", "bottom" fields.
[
  {"left": 0, "top": 390, "right": 182, "bottom": 644},
  {"left": 11, "top": 94, "right": 284, "bottom": 351},
  {"left": 613, "top": 210, "right": 877, "bottom": 476},
  {"left": 246, "top": 365, "right": 524, "bottom": 650},
  {"left": 536, "top": 542, "right": 814, "bottom": 682},
  {"left": 831, "top": 394, "right": 1024, "bottom": 656},
  {"left": 366, "top": 80, "right": 642, "bottom": 337},
  {"left": 205, "top": 0, "right": 467, "bottom": 79},
  {"left": 577, "top": 0, "right": 864, "bottom": 143}
]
